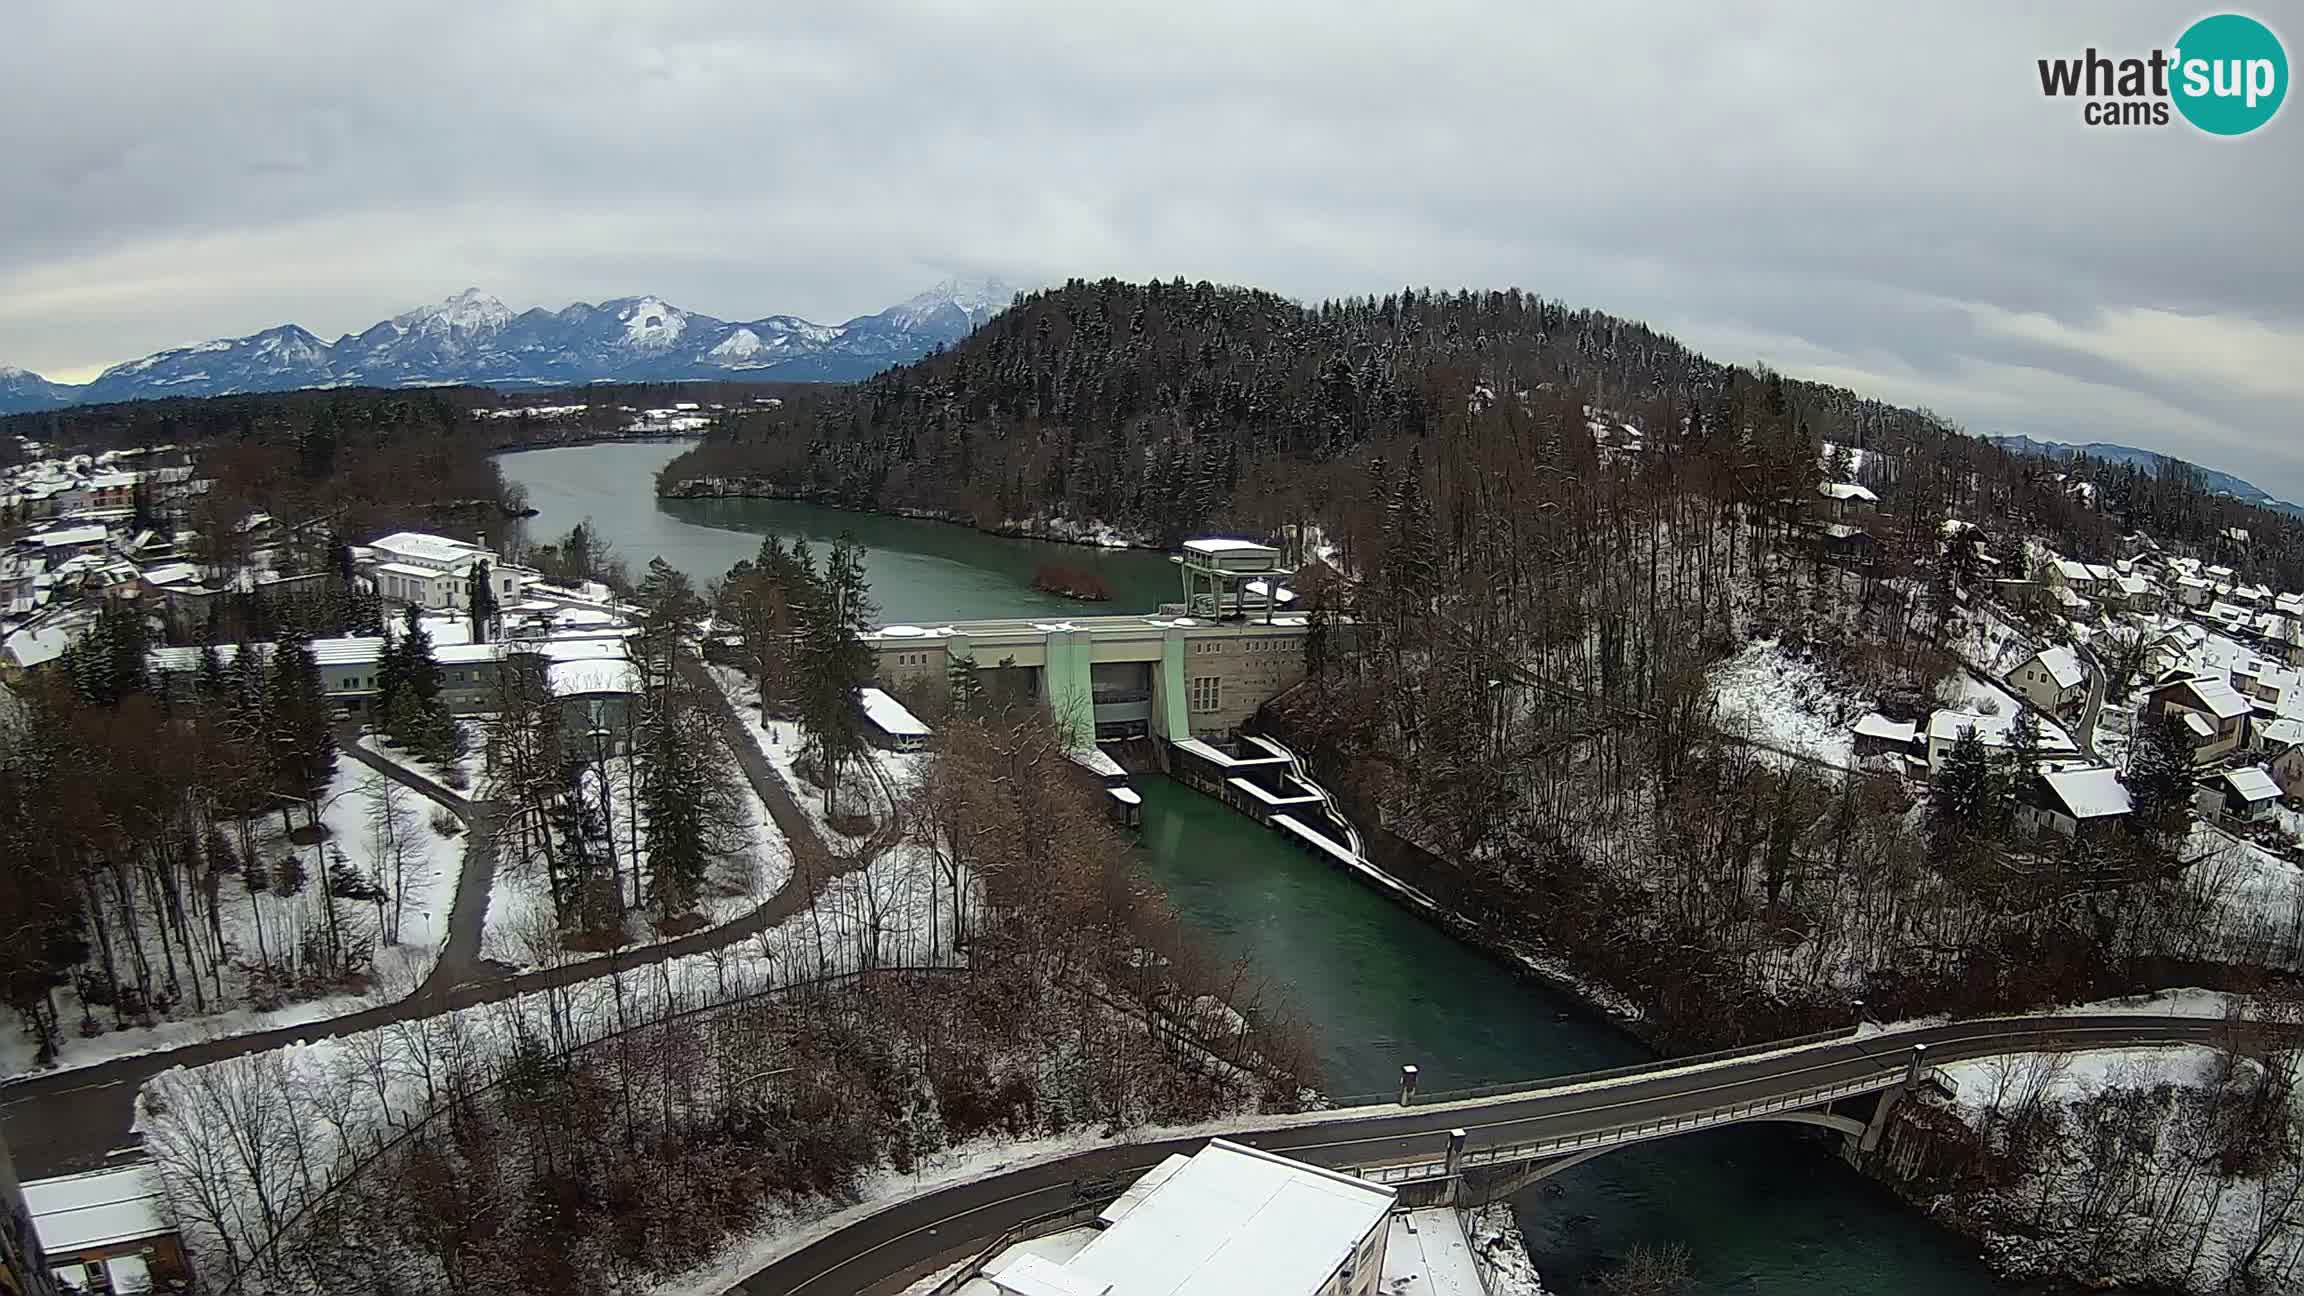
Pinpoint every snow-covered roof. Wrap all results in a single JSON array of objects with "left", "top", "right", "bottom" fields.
[
  {"left": 1181, "top": 538, "right": 1274, "bottom": 554},
  {"left": 1927, "top": 709, "right": 2078, "bottom": 751},
  {"left": 857, "top": 686, "right": 930, "bottom": 738},
  {"left": 549, "top": 657, "right": 643, "bottom": 697},
  {"left": 2041, "top": 767, "right": 2131, "bottom": 820},
  {"left": 2221, "top": 766, "right": 2282, "bottom": 803},
  {"left": 2183, "top": 711, "right": 2215, "bottom": 738},
  {"left": 370, "top": 531, "right": 488, "bottom": 565},
  {"left": 1054, "top": 1140, "right": 1393, "bottom": 1296},
  {"left": 138, "top": 561, "right": 201, "bottom": 587},
  {"left": 33, "top": 525, "right": 108, "bottom": 549},
  {"left": 24, "top": 1165, "right": 170, "bottom": 1253},
  {"left": 2033, "top": 645, "right": 2086, "bottom": 690},
  {"left": 2260, "top": 718, "right": 2304, "bottom": 749},
  {"left": 2167, "top": 675, "right": 2253, "bottom": 720},
  {"left": 990, "top": 1254, "right": 1112, "bottom": 1296},
  {"left": 4, "top": 622, "right": 79, "bottom": 668},
  {"left": 1817, "top": 482, "right": 1878, "bottom": 502},
  {"left": 1852, "top": 713, "right": 1917, "bottom": 743}
]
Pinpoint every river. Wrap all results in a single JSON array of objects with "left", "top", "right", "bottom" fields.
[{"left": 499, "top": 440, "right": 2015, "bottom": 1295}]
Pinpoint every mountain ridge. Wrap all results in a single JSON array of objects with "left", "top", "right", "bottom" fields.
[
  {"left": 0, "top": 277, "right": 1018, "bottom": 414},
  {"left": 1983, "top": 433, "right": 2303, "bottom": 516}
]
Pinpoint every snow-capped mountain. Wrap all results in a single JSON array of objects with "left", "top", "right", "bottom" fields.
[
  {"left": 0, "top": 365, "right": 82, "bottom": 413},
  {"left": 0, "top": 278, "right": 1023, "bottom": 414}
]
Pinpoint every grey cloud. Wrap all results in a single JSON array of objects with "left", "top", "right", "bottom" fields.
[{"left": 2, "top": 0, "right": 2297, "bottom": 491}]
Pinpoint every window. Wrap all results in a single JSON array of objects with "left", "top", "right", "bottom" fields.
[{"left": 1189, "top": 676, "right": 1221, "bottom": 713}]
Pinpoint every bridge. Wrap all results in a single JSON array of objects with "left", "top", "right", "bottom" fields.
[{"left": 742, "top": 1010, "right": 2267, "bottom": 1295}]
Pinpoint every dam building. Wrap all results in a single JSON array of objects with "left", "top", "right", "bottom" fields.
[{"left": 865, "top": 538, "right": 1313, "bottom": 747}]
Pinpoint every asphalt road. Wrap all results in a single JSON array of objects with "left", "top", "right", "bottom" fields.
[
  {"left": 0, "top": 675, "right": 862, "bottom": 1181},
  {"left": 748, "top": 1013, "right": 2263, "bottom": 1296}
]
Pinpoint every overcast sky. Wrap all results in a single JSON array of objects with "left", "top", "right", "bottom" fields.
[{"left": 5, "top": 2, "right": 2298, "bottom": 492}]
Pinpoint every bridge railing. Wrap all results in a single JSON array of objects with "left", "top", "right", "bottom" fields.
[
  {"left": 1342, "top": 1072, "right": 1900, "bottom": 1185},
  {"left": 1325, "top": 1024, "right": 1857, "bottom": 1109}
]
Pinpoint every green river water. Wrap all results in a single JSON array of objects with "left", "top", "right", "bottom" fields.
[{"left": 501, "top": 440, "right": 2018, "bottom": 1295}]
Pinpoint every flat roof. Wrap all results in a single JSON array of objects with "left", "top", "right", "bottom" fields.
[
  {"left": 1181, "top": 538, "right": 1276, "bottom": 554},
  {"left": 25, "top": 1165, "right": 169, "bottom": 1253},
  {"left": 1058, "top": 1140, "right": 1392, "bottom": 1296}
]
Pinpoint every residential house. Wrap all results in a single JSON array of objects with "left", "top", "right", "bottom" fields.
[
  {"left": 1852, "top": 713, "right": 1920, "bottom": 760},
  {"left": 2050, "top": 558, "right": 2120, "bottom": 595},
  {"left": 2144, "top": 675, "right": 2253, "bottom": 766},
  {"left": 1924, "top": 709, "right": 2079, "bottom": 774},
  {"left": 2173, "top": 575, "right": 2214, "bottom": 609},
  {"left": 2018, "top": 765, "right": 2133, "bottom": 839},
  {"left": 2257, "top": 717, "right": 2304, "bottom": 798},
  {"left": 2008, "top": 645, "right": 2089, "bottom": 720},
  {"left": 23, "top": 1163, "right": 190, "bottom": 1295},
  {"left": 1815, "top": 481, "right": 1878, "bottom": 522},
  {"left": 2198, "top": 765, "right": 2281, "bottom": 822}
]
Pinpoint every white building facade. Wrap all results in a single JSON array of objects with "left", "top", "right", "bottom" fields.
[{"left": 360, "top": 532, "right": 532, "bottom": 612}]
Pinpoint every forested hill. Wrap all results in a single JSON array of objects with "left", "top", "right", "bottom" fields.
[
  {"left": 657, "top": 278, "right": 1946, "bottom": 540},
  {"left": 656, "top": 277, "right": 2304, "bottom": 581}
]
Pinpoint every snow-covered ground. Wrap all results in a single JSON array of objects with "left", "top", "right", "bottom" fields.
[
  {"left": 143, "top": 829, "right": 959, "bottom": 1293},
  {"left": 479, "top": 747, "right": 792, "bottom": 970},
  {"left": 896, "top": 1227, "right": 1096, "bottom": 1295},
  {"left": 1708, "top": 638, "right": 1864, "bottom": 764},
  {"left": 354, "top": 722, "right": 486, "bottom": 793},
  {"left": 1928, "top": 1034, "right": 2304, "bottom": 1293},
  {"left": 707, "top": 663, "right": 918, "bottom": 846},
  {"left": 3, "top": 756, "right": 466, "bottom": 1078}
]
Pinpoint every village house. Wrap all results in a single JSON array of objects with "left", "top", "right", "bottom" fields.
[
  {"left": 2007, "top": 645, "right": 2089, "bottom": 721},
  {"left": 2018, "top": 765, "right": 2133, "bottom": 839},
  {"left": 2049, "top": 558, "right": 2119, "bottom": 596},
  {"left": 1815, "top": 481, "right": 1878, "bottom": 522},
  {"left": 2198, "top": 765, "right": 2281, "bottom": 823},
  {"left": 1851, "top": 712, "right": 1920, "bottom": 760},
  {"left": 1924, "top": 709, "right": 2078, "bottom": 775},
  {"left": 23, "top": 1163, "right": 189, "bottom": 1295},
  {"left": 2172, "top": 574, "right": 2215, "bottom": 609},
  {"left": 2256, "top": 718, "right": 2304, "bottom": 799},
  {"left": 2144, "top": 674, "right": 2253, "bottom": 767}
]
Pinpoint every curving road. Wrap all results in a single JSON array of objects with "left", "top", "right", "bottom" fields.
[
  {"left": 0, "top": 675, "right": 860, "bottom": 1181},
  {"left": 747, "top": 1012, "right": 2273, "bottom": 1296}
]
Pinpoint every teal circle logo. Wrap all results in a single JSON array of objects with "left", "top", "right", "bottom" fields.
[{"left": 2171, "top": 13, "right": 2287, "bottom": 135}]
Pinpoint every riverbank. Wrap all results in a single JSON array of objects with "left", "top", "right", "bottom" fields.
[{"left": 659, "top": 472, "right": 1171, "bottom": 553}]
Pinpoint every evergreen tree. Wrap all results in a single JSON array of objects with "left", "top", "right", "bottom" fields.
[
  {"left": 946, "top": 654, "right": 985, "bottom": 715},
  {"left": 2127, "top": 712, "right": 2197, "bottom": 836},
  {"left": 1929, "top": 725, "right": 1999, "bottom": 865},
  {"left": 1999, "top": 705, "right": 2043, "bottom": 828},
  {"left": 268, "top": 628, "right": 337, "bottom": 822}
]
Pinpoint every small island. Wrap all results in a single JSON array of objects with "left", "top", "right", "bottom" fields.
[{"left": 1031, "top": 560, "right": 1112, "bottom": 602}]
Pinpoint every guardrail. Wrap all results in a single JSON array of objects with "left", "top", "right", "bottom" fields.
[
  {"left": 1340, "top": 1072, "right": 1899, "bottom": 1185},
  {"left": 1324, "top": 1023, "right": 1857, "bottom": 1110}
]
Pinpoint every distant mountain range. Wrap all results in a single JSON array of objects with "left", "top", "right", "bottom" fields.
[
  {"left": 1984, "top": 434, "right": 2304, "bottom": 517},
  {"left": 0, "top": 277, "right": 1019, "bottom": 414}
]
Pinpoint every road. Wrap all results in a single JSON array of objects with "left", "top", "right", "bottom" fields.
[
  {"left": 2072, "top": 642, "right": 2107, "bottom": 759},
  {"left": 747, "top": 1013, "right": 2264, "bottom": 1296},
  {"left": 0, "top": 671, "right": 864, "bottom": 1181}
]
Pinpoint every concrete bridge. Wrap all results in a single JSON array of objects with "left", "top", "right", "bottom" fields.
[{"left": 742, "top": 1011, "right": 2277, "bottom": 1295}]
